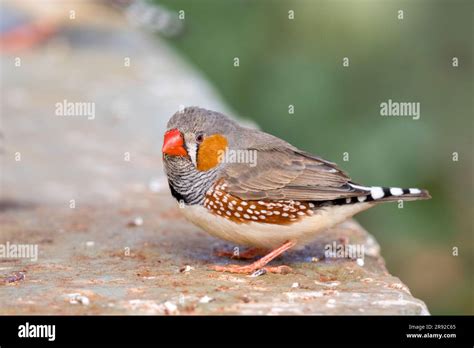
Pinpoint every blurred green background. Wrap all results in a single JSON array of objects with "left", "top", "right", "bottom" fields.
[{"left": 154, "top": 0, "right": 473, "bottom": 314}]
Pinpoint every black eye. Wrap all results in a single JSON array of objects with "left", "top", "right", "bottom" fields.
[{"left": 196, "top": 133, "right": 204, "bottom": 143}]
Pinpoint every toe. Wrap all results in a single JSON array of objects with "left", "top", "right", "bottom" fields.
[{"left": 208, "top": 264, "right": 254, "bottom": 274}]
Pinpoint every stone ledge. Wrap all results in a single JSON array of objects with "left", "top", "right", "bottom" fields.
[{"left": 0, "top": 197, "right": 429, "bottom": 315}]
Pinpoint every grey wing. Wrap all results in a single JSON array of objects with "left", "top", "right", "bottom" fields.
[{"left": 221, "top": 147, "right": 368, "bottom": 201}]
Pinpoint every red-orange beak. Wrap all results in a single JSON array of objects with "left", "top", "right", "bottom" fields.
[{"left": 162, "top": 128, "right": 187, "bottom": 157}]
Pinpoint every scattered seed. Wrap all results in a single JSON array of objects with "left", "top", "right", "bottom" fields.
[
  {"left": 199, "top": 295, "right": 214, "bottom": 304},
  {"left": 67, "top": 293, "right": 90, "bottom": 306},
  {"left": 163, "top": 301, "right": 178, "bottom": 314},
  {"left": 127, "top": 216, "right": 143, "bottom": 227},
  {"left": 240, "top": 295, "right": 251, "bottom": 303},
  {"left": 179, "top": 265, "right": 194, "bottom": 273}
]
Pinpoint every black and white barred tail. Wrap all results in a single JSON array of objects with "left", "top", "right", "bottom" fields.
[{"left": 334, "top": 183, "right": 431, "bottom": 205}]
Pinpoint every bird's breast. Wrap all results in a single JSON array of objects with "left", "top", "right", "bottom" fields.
[{"left": 179, "top": 202, "right": 373, "bottom": 249}]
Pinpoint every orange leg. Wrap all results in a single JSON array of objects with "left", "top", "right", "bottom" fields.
[
  {"left": 214, "top": 247, "right": 269, "bottom": 260},
  {"left": 209, "top": 240, "right": 296, "bottom": 275}
]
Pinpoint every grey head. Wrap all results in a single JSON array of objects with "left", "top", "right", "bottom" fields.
[{"left": 162, "top": 107, "right": 247, "bottom": 204}]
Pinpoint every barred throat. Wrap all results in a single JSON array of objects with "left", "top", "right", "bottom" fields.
[{"left": 164, "top": 156, "right": 219, "bottom": 205}]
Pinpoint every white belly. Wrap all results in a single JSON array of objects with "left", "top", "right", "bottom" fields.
[{"left": 180, "top": 203, "right": 372, "bottom": 249}]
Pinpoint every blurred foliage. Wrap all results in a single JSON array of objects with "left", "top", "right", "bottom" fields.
[{"left": 154, "top": 0, "right": 473, "bottom": 314}]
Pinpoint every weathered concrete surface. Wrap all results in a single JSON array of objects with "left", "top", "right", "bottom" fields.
[
  {"left": 0, "top": 1, "right": 429, "bottom": 315},
  {"left": 0, "top": 201, "right": 429, "bottom": 315}
]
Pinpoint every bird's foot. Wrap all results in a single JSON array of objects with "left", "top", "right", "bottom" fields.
[
  {"left": 208, "top": 240, "right": 296, "bottom": 275},
  {"left": 214, "top": 247, "right": 268, "bottom": 260},
  {"left": 209, "top": 264, "right": 292, "bottom": 275}
]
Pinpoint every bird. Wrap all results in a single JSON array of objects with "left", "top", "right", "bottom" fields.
[{"left": 162, "top": 107, "right": 431, "bottom": 274}]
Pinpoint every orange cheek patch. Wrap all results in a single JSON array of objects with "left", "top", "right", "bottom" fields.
[{"left": 197, "top": 134, "right": 228, "bottom": 171}]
